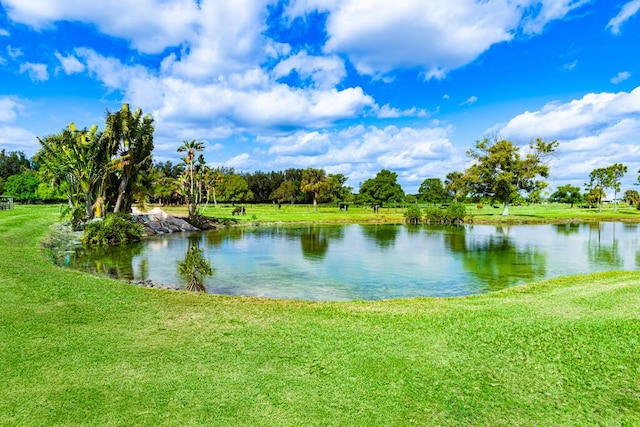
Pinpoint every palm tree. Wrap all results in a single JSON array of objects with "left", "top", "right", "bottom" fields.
[
  {"left": 36, "top": 123, "right": 108, "bottom": 221},
  {"left": 103, "top": 104, "right": 155, "bottom": 213},
  {"left": 177, "top": 140, "right": 205, "bottom": 218},
  {"left": 300, "top": 168, "right": 330, "bottom": 212}
]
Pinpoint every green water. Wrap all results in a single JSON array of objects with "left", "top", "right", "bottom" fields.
[{"left": 61, "top": 222, "right": 640, "bottom": 301}]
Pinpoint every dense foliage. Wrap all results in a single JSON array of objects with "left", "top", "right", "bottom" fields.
[
  {"left": 81, "top": 213, "right": 143, "bottom": 246},
  {"left": 178, "top": 245, "right": 214, "bottom": 292}
]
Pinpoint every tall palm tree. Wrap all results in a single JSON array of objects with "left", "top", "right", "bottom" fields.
[
  {"left": 103, "top": 104, "right": 155, "bottom": 213},
  {"left": 177, "top": 140, "right": 205, "bottom": 218}
]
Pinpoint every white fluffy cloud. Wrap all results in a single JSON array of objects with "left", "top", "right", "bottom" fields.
[
  {"left": 54, "top": 51, "right": 85, "bottom": 74},
  {"left": 500, "top": 86, "right": 640, "bottom": 182},
  {"left": 253, "top": 124, "right": 463, "bottom": 191},
  {"left": 1, "top": 0, "right": 200, "bottom": 54},
  {"left": 611, "top": 71, "right": 631, "bottom": 85},
  {"left": 285, "top": 0, "right": 588, "bottom": 78},
  {"left": 272, "top": 51, "right": 346, "bottom": 89},
  {"left": 19, "top": 62, "right": 49, "bottom": 82},
  {"left": 607, "top": 0, "right": 640, "bottom": 35}
]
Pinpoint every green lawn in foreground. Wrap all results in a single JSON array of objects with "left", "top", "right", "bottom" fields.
[{"left": 1, "top": 205, "right": 639, "bottom": 426}]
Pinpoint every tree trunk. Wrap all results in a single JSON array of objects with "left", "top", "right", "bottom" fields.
[
  {"left": 502, "top": 200, "right": 509, "bottom": 216},
  {"left": 113, "top": 175, "right": 129, "bottom": 213},
  {"left": 313, "top": 194, "right": 318, "bottom": 212}
]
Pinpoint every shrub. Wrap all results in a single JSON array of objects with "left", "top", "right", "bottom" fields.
[
  {"left": 178, "top": 245, "right": 213, "bottom": 292},
  {"left": 403, "top": 205, "right": 422, "bottom": 224},
  {"left": 82, "top": 213, "right": 143, "bottom": 246},
  {"left": 424, "top": 203, "right": 468, "bottom": 224}
]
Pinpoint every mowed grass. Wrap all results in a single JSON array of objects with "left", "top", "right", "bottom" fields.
[
  {"left": 1, "top": 205, "right": 640, "bottom": 426},
  {"left": 162, "top": 201, "right": 640, "bottom": 225}
]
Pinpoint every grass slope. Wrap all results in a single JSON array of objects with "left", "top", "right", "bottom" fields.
[{"left": 1, "top": 205, "right": 639, "bottom": 426}]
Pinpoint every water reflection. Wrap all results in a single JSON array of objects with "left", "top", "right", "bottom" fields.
[
  {"left": 361, "top": 224, "right": 400, "bottom": 248},
  {"left": 57, "top": 222, "right": 639, "bottom": 300}
]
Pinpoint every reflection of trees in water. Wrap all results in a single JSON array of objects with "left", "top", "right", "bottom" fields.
[
  {"left": 587, "top": 223, "right": 622, "bottom": 267},
  {"left": 69, "top": 243, "right": 144, "bottom": 281},
  {"left": 554, "top": 223, "right": 581, "bottom": 236},
  {"left": 361, "top": 224, "right": 399, "bottom": 248},
  {"left": 444, "top": 226, "right": 546, "bottom": 293},
  {"left": 300, "top": 226, "right": 344, "bottom": 261},
  {"left": 204, "top": 228, "right": 244, "bottom": 247}
]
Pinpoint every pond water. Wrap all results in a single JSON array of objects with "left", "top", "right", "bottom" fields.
[{"left": 59, "top": 222, "right": 640, "bottom": 301}]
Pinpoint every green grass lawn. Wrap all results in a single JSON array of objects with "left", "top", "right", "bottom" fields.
[
  {"left": 160, "top": 201, "right": 640, "bottom": 225},
  {"left": 1, "top": 205, "right": 640, "bottom": 426}
]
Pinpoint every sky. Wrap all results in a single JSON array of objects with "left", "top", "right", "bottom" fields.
[{"left": 1, "top": 0, "right": 640, "bottom": 194}]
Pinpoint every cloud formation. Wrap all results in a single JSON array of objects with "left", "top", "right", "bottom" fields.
[{"left": 607, "top": 0, "right": 640, "bottom": 35}]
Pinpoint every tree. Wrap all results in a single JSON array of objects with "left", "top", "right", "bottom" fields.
[
  {"left": 586, "top": 163, "right": 627, "bottom": 212},
  {"left": 444, "top": 171, "right": 467, "bottom": 202},
  {"left": 103, "top": 104, "right": 155, "bottom": 214},
  {"left": 464, "top": 137, "right": 558, "bottom": 216},
  {"left": 177, "top": 140, "right": 205, "bottom": 218},
  {"left": 358, "top": 169, "right": 405, "bottom": 206},
  {"left": 36, "top": 123, "right": 109, "bottom": 219},
  {"left": 418, "top": 178, "right": 448, "bottom": 204},
  {"left": 549, "top": 184, "right": 582, "bottom": 208},
  {"left": 327, "top": 173, "right": 352, "bottom": 203},
  {"left": 623, "top": 189, "right": 640, "bottom": 206},
  {"left": 218, "top": 173, "right": 254, "bottom": 204},
  {"left": 0, "top": 150, "right": 31, "bottom": 179},
  {"left": 300, "top": 168, "right": 331, "bottom": 212},
  {"left": 271, "top": 180, "right": 299, "bottom": 204},
  {"left": 4, "top": 171, "right": 41, "bottom": 203}
]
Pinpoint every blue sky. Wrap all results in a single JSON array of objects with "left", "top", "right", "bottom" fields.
[{"left": 1, "top": 0, "right": 639, "bottom": 194}]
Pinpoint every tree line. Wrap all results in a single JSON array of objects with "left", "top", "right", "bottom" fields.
[{"left": 2, "top": 105, "right": 640, "bottom": 220}]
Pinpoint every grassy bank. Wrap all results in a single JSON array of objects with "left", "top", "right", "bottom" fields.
[{"left": 1, "top": 205, "right": 640, "bottom": 425}]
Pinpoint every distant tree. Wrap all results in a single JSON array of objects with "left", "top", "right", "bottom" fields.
[
  {"left": 4, "top": 171, "right": 41, "bottom": 203},
  {"left": 300, "top": 168, "right": 331, "bottom": 212},
  {"left": 464, "top": 137, "right": 558, "bottom": 216},
  {"left": 327, "top": 173, "right": 353, "bottom": 203},
  {"left": 623, "top": 189, "right": 640, "bottom": 206},
  {"left": 218, "top": 174, "right": 254, "bottom": 204},
  {"left": 418, "top": 178, "right": 448, "bottom": 204},
  {"left": 0, "top": 150, "right": 31, "bottom": 179},
  {"left": 444, "top": 171, "right": 467, "bottom": 202},
  {"left": 177, "top": 140, "right": 205, "bottom": 218},
  {"left": 103, "top": 104, "right": 155, "bottom": 214},
  {"left": 549, "top": 184, "right": 583, "bottom": 208},
  {"left": 359, "top": 169, "right": 405, "bottom": 206},
  {"left": 244, "top": 170, "right": 284, "bottom": 203},
  {"left": 271, "top": 181, "right": 299, "bottom": 204},
  {"left": 586, "top": 163, "right": 627, "bottom": 212}
]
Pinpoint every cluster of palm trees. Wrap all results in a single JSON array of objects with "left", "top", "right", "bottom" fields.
[{"left": 36, "top": 104, "right": 154, "bottom": 222}]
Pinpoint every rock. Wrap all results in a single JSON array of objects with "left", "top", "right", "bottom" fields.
[{"left": 132, "top": 208, "right": 199, "bottom": 235}]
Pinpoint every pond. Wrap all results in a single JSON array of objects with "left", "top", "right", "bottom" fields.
[{"left": 59, "top": 222, "right": 640, "bottom": 301}]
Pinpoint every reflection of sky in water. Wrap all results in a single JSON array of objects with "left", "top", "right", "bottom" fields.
[{"left": 65, "top": 223, "right": 640, "bottom": 301}]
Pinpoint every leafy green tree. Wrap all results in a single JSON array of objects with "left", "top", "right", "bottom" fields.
[
  {"left": 271, "top": 180, "right": 299, "bottom": 204},
  {"left": 586, "top": 163, "right": 627, "bottom": 212},
  {"left": 300, "top": 168, "right": 331, "bottom": 212},
  {"left": 444, "top": 171, "right": 467, "bottom": 202},
  {"left": 218, "top": 173, "right": 254, "bottom": 204},
  {"left": 418, "top": 178, "right": 448, "bottom": 204},
  {"left": 36, "top": 182, "right": 65, "bottom": 202},
  {"left": 4, "top": 171, "right": 41, "bottom": 203},
  {"left": 36, "top": 123, "right": 109, "bottom": 219},
  {"left": 0, "top": 150, "right": 31, "bottom": 179},
  {"left": 623, "top": 189, "right": 640, "bottom": 206},
  {"left": 327, "top": 173, "right": 353, "bottom": 203},
  {"left": 359, "top": 169, "right": 405, "bottom": 206},
  {"left": 464, "top": 137, "right": 558, "bottom": 216},
  {"left": 103, "top": 103, "right": 155, "bottom": 214},
  {"left": 549, "top": 184, "right": 583, "bottom": 208}
]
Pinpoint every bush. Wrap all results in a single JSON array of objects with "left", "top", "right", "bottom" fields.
[
  {"left": 424, "top": 203, "right": 468, "bottom": 224},
  {"left": 403, "top": 205, "right": 422, "bottom": 224},
  {"left": 179, "top": 245, "right": 213, "bottom": 292},
  {"left": 82, "top": 213, "right": 143, "bottom": 246}
]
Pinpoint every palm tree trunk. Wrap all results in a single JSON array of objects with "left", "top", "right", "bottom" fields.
[{"left": 113, "top": 175, "right": 129, "bottom": 213}]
